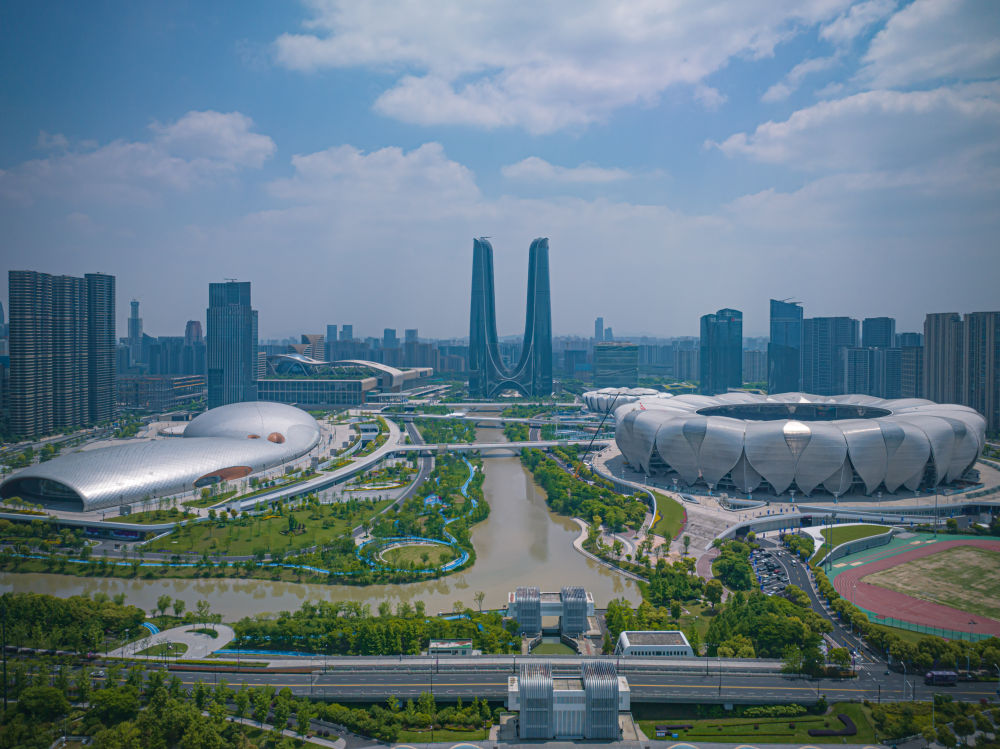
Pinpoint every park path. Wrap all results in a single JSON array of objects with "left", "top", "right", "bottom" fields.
[
  {"left": 108, "top": 624, "right": 235, "bottom": 660},
  {"left": 833, "top": 538, "right": 1000, "bottom": 636}
]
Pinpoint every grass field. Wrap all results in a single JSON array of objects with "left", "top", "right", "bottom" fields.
[
  {"left": 137, "top": 641, "right": 188, "bottom": 657},
  {"left": 651, "top": 491, "right": 685, "bottom": 539},
  {"left": 813, "top": 524, "right": 890, "bottom": 563},
  {"left": 381, "top": 543, "right": 456, "bottom": 567},
  {"left": 863, "top": 545, "right": 1000, "bottom": 621},
  {"left": 532, "top": 641, "right": 575, "bottom": 655},
  {"left": 146, "top": 500, "right": 391, "bottom": 556},
  {"left": 105, "top": 508, "right": 195, "bottom": 524},
  {"left": 395, "top": 728, "right": 488, "bottom": 742},
  {"left": 636, "top": 703, "right": 876, "bottom": 744}
]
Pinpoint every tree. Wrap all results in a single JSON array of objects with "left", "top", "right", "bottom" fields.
[
  {"left": 782, "top": 645, "right": 803, "bottom": 674},
  {"left": 234, "top": 687, "right": 250, "bottom": 721},
  {"left": 296, "top": 699, "right": 314, "bottom": 737},
  {"left": 683, "top": 535, "right": 691, "bottom": 554},
  {"left": 157, "top": 594, "right": 172, "bottom": 618},
  {"left": 704, "top": 579, "right": 724, "bottom": 609},
  {"left": 172, "top": 598, "right": 185, "bottom": 618},
  {"left": 17, "top": 685, "right": 70, "bottom": 722},
  {"left": 252, "top": 686, "right": 273, "bottom": 726},
  {"left": 272, "top": 697, "right": 291, "bottom": 735},
  {"left": 829, "top": 647, "right": 851, "bottom": 671},
  {"left": 196, "top": 599, "right": 212, "bottom": 628},
  {"left": 474, "top": 591, "right": 486, "bottom": 612}
]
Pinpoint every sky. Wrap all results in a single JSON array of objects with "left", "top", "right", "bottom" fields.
[{"left": 1, "top": 0, "right": 998, "bottom": 340}]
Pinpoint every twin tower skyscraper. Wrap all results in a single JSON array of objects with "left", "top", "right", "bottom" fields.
[{"left": 468, "top": 237, "right": 552, "bottom": 398}]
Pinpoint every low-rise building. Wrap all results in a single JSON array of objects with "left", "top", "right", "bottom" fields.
[
  {"left": 506, "top": 586, "right": 595, "bottom": 636},
  {"left": 427, "top": 639, "right": 478, "bottom": 656},
  {"left": 614, "top": 630, "right": 694, "bottom": 657}
]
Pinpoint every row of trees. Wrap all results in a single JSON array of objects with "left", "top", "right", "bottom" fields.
[{"left": 0, "top": 592, "right": 145, "bottom": 654}]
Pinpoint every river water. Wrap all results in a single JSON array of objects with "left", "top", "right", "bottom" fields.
[{"left": 0, "top": 425, "right": 640, "bottom": 618}]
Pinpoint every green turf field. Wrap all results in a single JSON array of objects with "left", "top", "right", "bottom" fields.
[
  {"left": 651, "top": 491, "right": 685, "bottom": 539},
  {"left": 813, "top": 523, "right": 890, "bottom": 563}
]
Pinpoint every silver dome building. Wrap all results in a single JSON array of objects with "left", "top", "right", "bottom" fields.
[
  {"left": 585, "top": 390, "right": 985, "bottom": 498},
  {"left": 0, "top": 402, "right": 321, "bottom": 512}
]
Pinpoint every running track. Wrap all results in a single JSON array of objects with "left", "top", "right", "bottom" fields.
[{"left": 833, "top": 538, "right": 1000, "bottom": 637}]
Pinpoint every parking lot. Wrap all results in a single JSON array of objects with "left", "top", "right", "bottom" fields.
[{"left": 749, "top": 547, "right": 789, "bottom": 595}]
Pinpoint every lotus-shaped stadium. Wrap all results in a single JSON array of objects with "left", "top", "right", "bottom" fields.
[{"left": 583, "top": 389, "right": 986, "bottom": 498}]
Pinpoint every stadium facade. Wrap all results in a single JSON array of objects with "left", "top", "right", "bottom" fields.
[
  {"left": 468, "top": 237, "right": 552, "bottom": 398},
  {"left": 583, "top": 389, "right": 985, "bottom": 498},
  {"left": 0, "top": 402, "right": 320, "bottom": 512}
]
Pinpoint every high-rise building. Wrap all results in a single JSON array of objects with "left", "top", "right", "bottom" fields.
[
  {"left": 86, "top": 273, "right": 116, "bottom": 424},
  {"left": 699, "top": 308, "right": 742, "bottom": 395},
  {"left": 924, "top": 312, "right": 963, "bottom": 404},
  {"left": 127, "top": 299, "right": 143, "bottom": 367},
  {"left": 742, "top": 350, "right": 766, "bottom": 385},
  {"left": 206, "top": 281, "right": 258, "bottom": 409},
  {"left": 896, "top": 331, "right": 923, "bottom": 348},
  {"left": 594, "top": 317, "right": 604, "bottom": 342},
  {"left": 801, "top": 316, "right": 858, "bottom": 395},
  {"left": 468, "top": 237, "right": 552, "bottom": 398},
  {"left": 184, "top": 320, "right": 203, "bottom": 345},
  {"left": 604, "top": 327, "right": 613, "bottom": 341},
  {"left": 862, "top": 317, "right": 896, "bottom": 349},
  {"left": 8, "top": 270, "right": 115, "bottom": 438},
  {"left": 767, "top": 299, "right": 803, "bottom": 394},
  {"left": 404, "top": 328, "right": 418, "bottom": 343},
  {"left": 339, "top": 325, "right": 354, "bottom": 341},
  {"left": 593, "top": 342, "right": 638, "bottom": 388},
  {"left": 382, "top": 328, "right": 398, "bottom": 348},
  {"left": 962, "top": 311, "right": 1000, "bottom": 433},
  {"left": 900, "top": 345, "right": 924, "bottom": 398}
]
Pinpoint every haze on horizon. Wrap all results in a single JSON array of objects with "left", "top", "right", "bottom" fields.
[{"left": 2, "top": 1, "right": 998, "bottom": 340}]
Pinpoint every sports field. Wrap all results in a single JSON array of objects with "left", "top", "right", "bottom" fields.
[{"left": 862, "top": 545, "right": 1000, "bottom": 621}]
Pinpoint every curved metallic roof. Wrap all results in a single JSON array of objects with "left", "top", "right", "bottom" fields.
[
  {"left": 0, "top": 401, "right": 320, "bottom": 512},
  {"left": 598, "top": 390, "right": 985, "bottom": 497}
]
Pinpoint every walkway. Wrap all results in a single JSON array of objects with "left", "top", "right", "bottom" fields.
[{"left": 108, "top": 624, "right": 235, "bottom": 660}]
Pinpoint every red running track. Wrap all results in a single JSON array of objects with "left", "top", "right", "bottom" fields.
[{"left": 833, "top": 538, "right": 1000, "bottom": 637}]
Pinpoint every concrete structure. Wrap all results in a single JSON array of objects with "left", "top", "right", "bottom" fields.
[
  {"left": 507, "top": 661, "right": 627, "bottom": 740},
  {"left": 207, "top": 281, "right": 258, "bottom": 409},
  {"left": 507, "top": 586, "right": 595, "bottom": 635},
  {"left": 901, "top": 345, "right": 924, "bottom": 398},
  {"left": 593, "top": 342, "right": 638, "bottom": 388},
  {"left": 427, "top": 639, "right": 475, "bottom": 656},
  {"left": 594, "top": 317, "right": 604, "bottom": 342},
  {"left": 699, "top": 308, "right": 742, "bottom": 395},
  {"left": 0, "top": 402, "right": 319, "bottom": 512},
  {"left": 608, "top": 390, "right": 985, "bottom": 497},
  {"left": 802, "top": 316, "right": 859, "bottom": 395},
  {"left": 7, "top": 269, "right": 116, "bottom": 438},
  {"left": 742, "top": 349, "right": 766, "bottom": 384},
  {"left": 768, "top": 299, "right": 803, "bottom": 395},
  {"left": 468, "top": 237, "right": 552, "bottom": 398},
  {"left": 614, "top": 630, "right": 694, "bottom": 657},
  {"left": 962, "top": 311, "right": 1000, "bottom": 434},
  {"left": 117, "top": 374, "right": 206, "bottom": 411},
  {"left": 925, "top": 312, "right": 964, "bottom": 405},
  {"left": 862, "top": 317, "right": 896, "bottom": 349}
]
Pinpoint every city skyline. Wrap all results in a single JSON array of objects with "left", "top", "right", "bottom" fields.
[{"left": 1, "top": 1, "right": 998, "bottom": 338}]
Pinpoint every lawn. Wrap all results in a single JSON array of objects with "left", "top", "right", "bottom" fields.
[
  {"left": 137, "top": 641, "right": 188, "bottom": 657},
  {"left": 105, "top": 508, "right": 195, "bottom": 524},
  {"left": 863, "top": 545, "right": 1000, "bottom": 621},
  {"left": 813, "top": 524, "right": 890, "bottom": 563},
  {"left": 381, "top": 543, "right": 456, "bottom": 567},
  {"left": 637, "top": 702, "right": 876, "bottom": 744},
  {"left": 395, "top": 728, "right": 488, "bottom": 742},
  {"left": 182, "top": 490, "right": 238, "bottom": 509},
  {"left": 651, "top": 491, "right": 685, "bottom": 539},
  {"left": 145, "top": 499, "right": 391, "bottom": 556},
  {"left": 532, "top": 641, "right": 576, "bottom": 655}
]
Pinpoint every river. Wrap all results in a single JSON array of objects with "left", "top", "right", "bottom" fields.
[{"left": 0, "top": 424, "right": 640, "bottom": 618}]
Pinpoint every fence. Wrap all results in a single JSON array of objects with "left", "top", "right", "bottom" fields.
[{"left": 868, "top": 614, "right": 994, "bottom": 642}]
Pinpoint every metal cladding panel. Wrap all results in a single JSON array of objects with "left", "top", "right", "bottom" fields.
[
  {"left": 713, "top": 391, "right": 759, "bottom": 404},
  {"left": 793, "top": 422, "right": 847, "bottom": 496},
  {"left": 896, "top": 415, "right": 955, "bottom": 487},
  {"left": 560, "top": 586, "right": 588, "bottom": 635},
  {"left": 879, "top": 418, "right": 930, "bottom": 492},
  {"left": 519, "top": 663, "right": 554, "bottom": 739},
  {"left": 0, "top": 402, "right": 320, "bottom": 511},
  {"left": 698, "top": 416, "right": 745, "bottom": 486},
  {"left": 730, "top": 451, "right": 762, "bottom": 493},
  {"left": 582, "top": 661, "right": 619, "bottom": 740},
  {"left": 654, "top": 416, "right": 701, "bottom": 485},
  {"left": 937, "top": 417, "right": 978, "bottom": 482},
  {"left": 614, "top": 408, "right": 643, "bottom": 468},
  {"left": 822, "top": 459, "right": 854, "bottom": 496},
  {"left": 838, "top": 419, "right": 888, "bottom": 494},
  {"left": 744, "top": 421, "right": 796, "bottom": 494},
  {"left": 631, "top": 410, "right": 666, "bottom": 473},
  {"left": 514, "top": 586, "right": 541, "bottom": 634}
]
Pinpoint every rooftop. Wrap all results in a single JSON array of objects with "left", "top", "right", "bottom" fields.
[{"left": 623, "top": 630, "right": 689, "bottom": 646}]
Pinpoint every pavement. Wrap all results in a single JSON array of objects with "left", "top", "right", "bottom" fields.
[{"left": 108, "top": 623, "right": 235, "bottom": 660}]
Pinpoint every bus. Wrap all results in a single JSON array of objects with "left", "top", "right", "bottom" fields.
[{"left": 924, "top": 670, "right": 958, "bottom": 686}]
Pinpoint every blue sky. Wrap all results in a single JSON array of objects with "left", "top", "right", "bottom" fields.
[{"left": 2, "top": 0, "right": 998, "bottom": 339}]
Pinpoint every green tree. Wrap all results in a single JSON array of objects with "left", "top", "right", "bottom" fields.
[
  {"left": 683, "top": 535, "right": 691, "bottom": 554},
  {"left": 474, "top": 591, "right": 486, "bottom": 612},
  {"left": 296, "top": 699, "right": 314, "bottom": 737},
  {"left": 829, "top": 647, "right": 851, "bottom": 671},
  {"left": 157, "top": 594, "right": 172, "bottom": 618},
  {"left": 173, "top": 598, "right": 185, "bottom": 618},
  {"left": 17, "top": 685, "right": 70, "bottom": 722},
  {"left": 234, "top": 686, "right": 250, "bottom": 722},
  {"left": 704, "top": 579, "right": 724, "bottom": 609}
]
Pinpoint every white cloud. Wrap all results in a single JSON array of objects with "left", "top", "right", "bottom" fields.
[
  {"left": 859, "top": 0, "right": 1000, "bottom": 88},
  {"left": 0, "top": 111, "right": 275, "bottom": 205},
  {"left": 820, "top": 0, "right": 896, "bottom": 45},
  {"left": 501, "top": 157, "right": 630, "bottom": 184},
  {"left": 713, "top": 84, "right": 1000, "bottom": 174},
  {"left": 273, "top": 0, "right": 855, "bottom": 132},
  {"left": 762, "top": 56, "right": 839, "bottom": 101},
  {"left": 36, "top": 131, "right": 70, "bottom": 151}
]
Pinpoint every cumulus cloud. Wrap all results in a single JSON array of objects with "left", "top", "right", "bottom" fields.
[
  {"left": 501, "top": 157, "right": 630, "bottom": 184},
  {"left": 859, "top": 0, "right": 1000, "bottom": 88},
  {"left": 273, "top": 0, "right": 854, "bottom": 132},
  {"left": 0, "top": 111, "right": 275, "bottom": 205},
  {"left": 762, "top": 56, "right": 839, "bottom": 102},
  {"left": 820, "top": 0, "right": 896, "bottom": 45},
  {"left": 713, "top": 84, "right": 1000, "bottom": 175}
]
